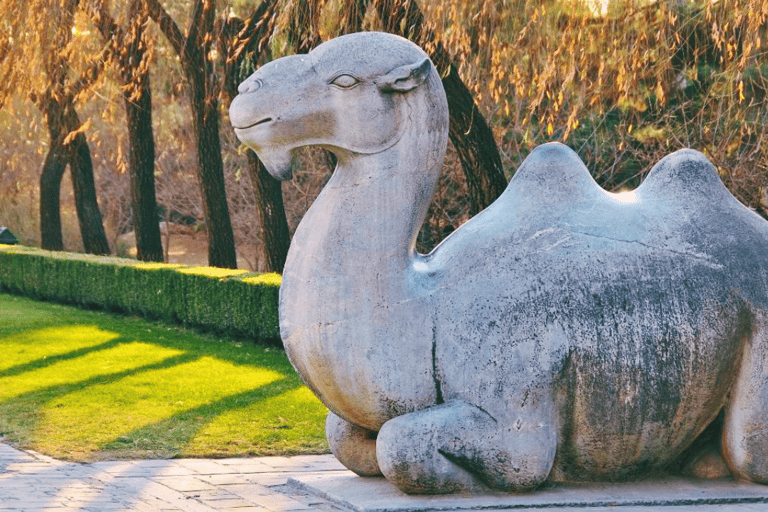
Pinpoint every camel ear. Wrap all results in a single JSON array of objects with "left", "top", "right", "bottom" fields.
[{"left": 377, "top": 58, "right": 431, "bottom": 92}]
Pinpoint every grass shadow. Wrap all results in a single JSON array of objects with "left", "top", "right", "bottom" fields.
[
  {"left": 0, "top": 336, "right": 130, "bottom": 379},
  {"left": 99, "top": 376, "right": 305, "bottom": 458},
  {"left": 0, "top": 351, "right": 201, "bottom": 439}
]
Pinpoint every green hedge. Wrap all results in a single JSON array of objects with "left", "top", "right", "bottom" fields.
[{"left": 0, "top": 244, "right": 281, "bottom": 345}]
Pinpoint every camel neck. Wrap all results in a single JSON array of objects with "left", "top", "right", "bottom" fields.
[
  {"left": 280, "top": 142, "right": 441, "bottom": 311},
  {"left": 326, "top": 151, "right": 435, "bottom": 261},
  {"left": 284, "top": 87, "right": 448, "bottom": 271}
]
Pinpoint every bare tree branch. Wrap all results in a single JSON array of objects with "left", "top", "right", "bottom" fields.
[{"left": 145, "top": 0, "right": 185, "bottom": 56}]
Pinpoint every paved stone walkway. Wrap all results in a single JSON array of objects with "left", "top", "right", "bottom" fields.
[
  {"left": 3, "top": 441, "right": 768, "bottom": 512},
  {"left": 0, "top": 442, "right": 346, "bottom": 511}
]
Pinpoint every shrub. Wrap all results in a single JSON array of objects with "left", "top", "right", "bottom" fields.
[{"left": 0, "top": 244, "right": 281, "bottom": 345}]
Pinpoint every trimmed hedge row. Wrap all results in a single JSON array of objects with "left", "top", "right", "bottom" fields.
[{"left": 0, "top": 244, "right": 281, "bottom": 345}]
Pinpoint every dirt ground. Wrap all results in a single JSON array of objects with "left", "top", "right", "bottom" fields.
[{"left": 116, "top": 223, "right": 257, "bottom": 270}]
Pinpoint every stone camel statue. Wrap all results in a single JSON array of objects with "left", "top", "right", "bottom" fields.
[{"left": 230, "top": 32, "right": 768, "bottom": 494}]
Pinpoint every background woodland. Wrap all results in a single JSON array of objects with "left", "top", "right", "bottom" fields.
[{"left": 0, "top": 0, "right": 766, "bottom": 271}]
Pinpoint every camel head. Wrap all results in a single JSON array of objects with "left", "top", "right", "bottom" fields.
[{"left": 229, "top": 32, "right": 447, "bottom": 180}]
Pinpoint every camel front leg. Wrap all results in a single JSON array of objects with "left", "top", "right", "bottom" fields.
[
  {"left": 326, "top": 411, "right": 382, "bottom": 476},
  {"left": 723, "top": 311, "right": 768, "bottom": 483},
  {"left": 376, "top": 400, "right": 557, "bottom": 494}
]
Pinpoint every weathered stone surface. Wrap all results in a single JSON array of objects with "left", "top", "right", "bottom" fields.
[{"left": 230, "top": 31, "right": 768, "bottom": 495}]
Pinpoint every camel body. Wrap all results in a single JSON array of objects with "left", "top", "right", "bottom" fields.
[{"left": 230, "top": 32, "right": 768, "bottom": 494}]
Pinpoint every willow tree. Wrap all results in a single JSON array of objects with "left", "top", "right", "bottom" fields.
[
  {"left": 86, "top": 0, "right": 164, "bottom": 262},
  {"left": 418, "top": 0, "right": 767, "bottom": 214},
  {"left": 0, "top": 0, "right": 110, "bottom": 254},
  {"left": 145, "top": 0, "right": 238, "bottom": 268}
]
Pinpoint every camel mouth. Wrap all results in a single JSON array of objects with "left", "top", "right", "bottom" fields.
[{"left": 235, "top": 117, "right": 273, "bottom": 130}]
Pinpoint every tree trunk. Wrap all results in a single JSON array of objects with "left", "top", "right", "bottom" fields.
[
  {"left": 88, "top": 0, "right": 163, "bottom": 261},
  {"left": 68, "top": 124, "right": 110, "bottom": 255},
  {"left": 187, "top": 63, "right": 238, "bottom": 269},
  {"left": 125, "top": 75, "right": 164, "bottom": 262},
  {"left": 39, "top": 133, "right": 67, "bottom": 251},
  {"left": 38, "top": 94, "right": 110, "bottom": 254},
  {"left": 146, "top": 0, "right": 238, "bottom": 268},
  {"left": 245, "top": 151, "right": 290, "bottom": 272},
  {"left": 442, "top": 65, "right": 508, "bottom": 215}
]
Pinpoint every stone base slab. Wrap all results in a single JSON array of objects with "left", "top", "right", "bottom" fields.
[{"left": 289, "top": 473, "right": 768, "bottom": 511}]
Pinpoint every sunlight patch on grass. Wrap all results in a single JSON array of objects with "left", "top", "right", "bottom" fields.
[
  {"left": 0, "top": 340, "right": 183, "bottom": 401},
  {"left": 0, "top": 325, "right": 121, "bottom": 373},
  {"left": 35, "top": 356, "right": 285, "bottom": 458},
  {"left": 0, "top": 293, "right": 328, "bottom": 461}
]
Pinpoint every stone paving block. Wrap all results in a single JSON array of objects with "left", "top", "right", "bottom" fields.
[
  {"left": 156, "top": 476, "right": 219, "bottom": 492},
  {"left": 10, "top": 439, "right": 768, "bottom": 512},
  {"left": 199, "top": 497, "right": 260, "bottom": 509},
  {"left": 222, "top": 483, "right": 274, "bottom": 501},
  {"left": 184, "top": 489, "right": 244, "bottom": 501},
  {"left": 286, "top": 456, "right": 346, "bottom": 472},
  {"left": 175, "top": 460, "right": 239, "bottom": 475},
  {"left": 249, "top": 494, "right": 318, "bottom": 512},
  {"left": 105, "top": 475, "right": 162, "bottom": 494},
  {"left": 249, "top": 474, "right": 293, "bottom": 487},
  {"left": 128, "top": 466, "right": 197, "bottom": 478},
  {"left": 197, "top": 473, "right": 256, "bottom": 486},
  {"left": 123, "top": 493, "right": 185, "bottom": 512},
  {"left": 124, "top": 499, "right": 170, "bottom": 512},
  {"left": 215, "top": 458, "right": 270, "bottom": 466},
  {"left": 212, "top": 463, "right": 281, "bottom": 474},
  {"left": 0, "top": 438, "right": 34, "bottom": 460},
  {"left": 505, "top": 506, "right": 768, "bottom": 512},
  {"left": 90, "top": 461, "right": 140, "bottom": 473},
  {"left": 253, "top": 457, "right": 310, "bottom": 471},
  {"left": 24, "top": 450, "right": 68, "bottom": 465},
  {"left": 93, "top": 460, "right": 198, "bottom": 478},
  {"left": 3, "top": 462, "right": 59, "bottom": 472},
  {"left": 108, "top": 477, "right": 219, "bottom": 511},
  {"left": 216, "top": 508, "right": 267, "bottom": 512},
  {"left": 65, "top": 500, "right": 131, "bottom": 512}
]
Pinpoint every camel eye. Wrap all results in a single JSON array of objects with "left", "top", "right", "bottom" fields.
[{"left": 331, "top": 74, "right": 360, "bottom": 89}]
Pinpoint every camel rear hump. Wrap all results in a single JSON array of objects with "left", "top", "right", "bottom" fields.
[{"left": 638, "top": 148, "right": 734, "bottom": 202}]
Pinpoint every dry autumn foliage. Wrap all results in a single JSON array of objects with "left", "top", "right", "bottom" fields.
[
  {"left": 415, "top": 0, "right": 768, "bottom": 214},
  {"left": 0, "top": 0, "right": 766, "bottom": 267}
]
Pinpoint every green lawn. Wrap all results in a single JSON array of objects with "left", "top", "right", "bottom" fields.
[{"left": 0, "top": 292, "right": 329, "bottom": 462}]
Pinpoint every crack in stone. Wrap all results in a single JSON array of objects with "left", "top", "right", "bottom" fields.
[{"left": 571, "top": 231, "right": 724, "bottom": 269}]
